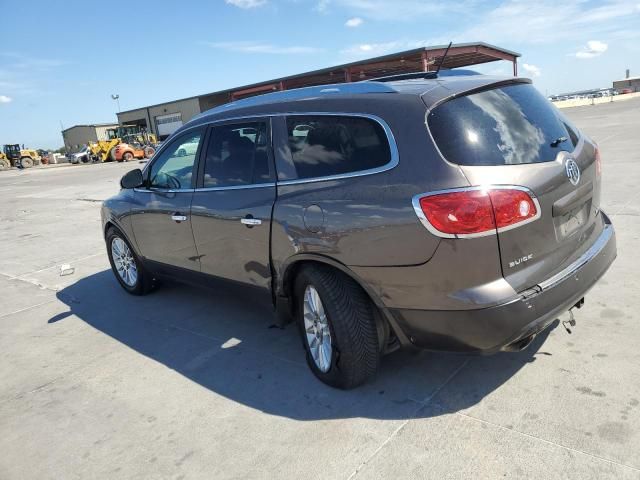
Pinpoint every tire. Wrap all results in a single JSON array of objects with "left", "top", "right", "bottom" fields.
[
  {"left": 80, "top": 155, "right": 90, "bottom": 164},
  {"left": 0, "top": 158, "right": 10, "bottom": 170},
  {"left": 20, "top": 157, "right": 34, "bottom": 168},
  {"left": 144, "top": 146, "right": 155, "bottom": 158},
  {"left": 294, "top": 265, "right": 380, "bottom": 389},
  {"left": 106, "top": 227, "right": 154, "bottom": 295},
  {"left": 123, "top": 152, "right": 134, "bottom": 162}
]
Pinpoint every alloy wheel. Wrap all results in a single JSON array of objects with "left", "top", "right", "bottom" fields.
[
  {"left": 111, "top": 237, "right": 138, "bottom": 287},
  {"left": 303, "top": 285, "right": 332, "bottom": 372}
]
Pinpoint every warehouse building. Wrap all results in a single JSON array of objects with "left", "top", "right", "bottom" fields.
[
  {"left": 117, "top": 42, "right": 520, "bottom": 140},
  {"left": 61, "top": 123, "right": 118, "bottom": 152},
  {"left": 613, "top": 74, "right": 640, "bottom": 93}
]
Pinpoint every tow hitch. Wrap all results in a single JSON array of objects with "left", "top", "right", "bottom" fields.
[{"left": 563, "top": 298, "right": 584, "bottom": 334}]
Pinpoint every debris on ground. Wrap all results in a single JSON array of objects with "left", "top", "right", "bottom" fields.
[{"left": 59, "top": 264, "right": 75, "bottom": 276}]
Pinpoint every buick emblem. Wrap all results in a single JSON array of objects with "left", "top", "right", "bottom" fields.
[{"left": 565, "top": 158, "right": 581, "bottom": 186}]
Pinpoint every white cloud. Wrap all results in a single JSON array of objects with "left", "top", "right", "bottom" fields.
[
  {"left": 314, "top": 0, "right": 330, "bottom": 12},
  {"left": 0, "top": 95, "right": 12, "bottom": 103},
  {"left": 341, "top": 39, "right": 437, "bottom": 57},
  {"left": 341, "top": 42, "right": 398, "bottom": 56},
  {"left": 331, "top": 0, "right": 471, "bottom": 21},
  {"left": 204, "top": 41, "right": 322, "bottom": 54},
  {"left": 522, "top": 63, "right": 541, "bottom": 77},
  {"left": 225, "top": 0, "right": 267, "bottom": 9},
  {"left": 345, "top": 17, "right": 363, "bottom": 27},
  {"left": 574, "top": 40, "right": 608, "bottom": 59},
  {"left": 461, "top": 0, "right": 640, "bottom": 45}
]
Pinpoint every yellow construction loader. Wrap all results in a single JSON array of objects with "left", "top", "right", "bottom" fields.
[
  {"left": 88, "top": 126, "right": 157, "bottom": 162},
  {"left": 1, "top": 144, "right": 41, "bottom": 169}
]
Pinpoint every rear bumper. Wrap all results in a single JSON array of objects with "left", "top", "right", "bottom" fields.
[{"left": 389, "top": 213, "right": 617, "bottom": 353}]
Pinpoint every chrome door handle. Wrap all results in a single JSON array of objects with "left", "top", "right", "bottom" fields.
[
  {"left": 171, "top": 214, "right": 188, "bottom": 222},
  {"left": 241, "top": 218, "right": 262, "bottom": 226}
]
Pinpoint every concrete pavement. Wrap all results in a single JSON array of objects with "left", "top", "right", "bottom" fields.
[{"left": 1, "top": 100, "right": 639, "bottom": 479}]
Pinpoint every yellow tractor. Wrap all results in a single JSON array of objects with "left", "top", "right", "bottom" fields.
[
  {"left": 88, "top": 126, "right": 157, "bottom": 163},
  {"left": 1, "top": 144, "right": 41, "bottom": 169},
  {"left": 88, "top": 138, "right": 120, "bottom": 163},
  {"left": 0, "top": 151, "right": 9, "bottom": 170}
]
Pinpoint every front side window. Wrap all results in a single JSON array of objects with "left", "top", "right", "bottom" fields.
[
  {"left": 148, "top": 129, "right": 202, "bottom": 190},
  {"left": 202, "top": 122, "right": 271, "bottom": 188},
  {"left": 428, "top": 83, "right": 579, "bottom": 166},
  {"left": 286, "top": 115, "right": 391, "bottom": 180}
]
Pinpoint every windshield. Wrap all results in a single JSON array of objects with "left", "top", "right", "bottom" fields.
[{"left": 428, "top": 83, "right": 579, "bottom": 166}]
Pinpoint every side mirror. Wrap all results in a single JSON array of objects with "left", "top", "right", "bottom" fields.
[{"left": 120, "top": 168, "right": 144, "bottom": 189}]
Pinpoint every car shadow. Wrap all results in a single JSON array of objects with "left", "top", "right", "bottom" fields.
[{"left": 52, "top": 270, "right": 558, "bottom": 421}]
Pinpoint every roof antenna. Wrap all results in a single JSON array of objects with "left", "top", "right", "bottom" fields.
[{"left": 434, "top": 42, "right": 453, "bottom": 76}]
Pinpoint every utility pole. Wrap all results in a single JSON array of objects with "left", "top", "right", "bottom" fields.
[{"left": 111, "top": 94, "right": 121, "bottom": 113}]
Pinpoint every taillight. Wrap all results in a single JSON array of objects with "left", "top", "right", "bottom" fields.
[
  {"left": 595, "top": 145, "right": 601, "bottom": 177},
  {"left": 414, "top": 187, "right": 539, "bottom": 238},
  {"left": 489, "top": 189, "right": 537, "bottom": 229}
]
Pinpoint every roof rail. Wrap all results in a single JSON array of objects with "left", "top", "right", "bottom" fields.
[
  {"left": 198, "top": 81, "right": 397, "bottom": 117},
  {"left": 370, "top": 72, "right": 437, "bottom": 82},
  {"left": 369, "top": 69, "right": 482, "bottom": 82}
]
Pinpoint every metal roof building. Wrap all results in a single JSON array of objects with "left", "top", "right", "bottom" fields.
[
  {"left": 613, "top": 75, "right": 640, "bottom": 93},
  {"left": 117, "top": 42, "right": 520, "bottom": 140},
  {"left": 61, "top": 123, "right": 119, "bottom": 152}
]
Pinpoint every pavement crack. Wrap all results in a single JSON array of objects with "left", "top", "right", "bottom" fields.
[
  {"left": 455, "top": 412, "right": 640, "bottom": 473},
  {"left": 0, "top": 271, "right": 58, "bottom": 293},
  {"left": 346, "top": 359, "right": 470, "bottom": 480},
  {"left": 0, "top": 299, "right": 57, "bottom": 320}
]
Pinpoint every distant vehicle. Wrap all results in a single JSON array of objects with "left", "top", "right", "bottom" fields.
[
  {"left": 1, "top": 144, "right": 41, "bottom": 169},
  {"left": 69, "top": 146, "right": 92, "bottom": 164},
  {"left": 102, "top": 73, "right": 616, "bottom": 388},
  {"left": 175, "top": 141, "right": 199, "bottom": 157},
  {"left": 620, "top": 88, "right": 633, "bottom": 94},
  {"left": 112, "top": 142, "right": 156, "bottom": 162}
]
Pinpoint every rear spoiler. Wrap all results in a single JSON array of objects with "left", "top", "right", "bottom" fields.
[{"left": 422, "top": 77, "right": 532, "bottom": 112}]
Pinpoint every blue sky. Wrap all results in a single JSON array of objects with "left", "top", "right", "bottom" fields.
[{"left": 1, "top": 0, "right": 639, "bottom": 148}]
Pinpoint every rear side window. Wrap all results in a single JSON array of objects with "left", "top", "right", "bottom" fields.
[
  {"left": 202, "top": 122, "right": 271, "bottom": 187},
  {"left": 286, "top": 115, "right": 391, "bottom": 180},
  {"left": 428, "top": 84, "right": 578, "bottom": 166}
]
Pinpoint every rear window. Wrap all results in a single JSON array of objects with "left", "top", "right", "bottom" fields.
[
  {"left": 428, "top": 83, "right": 578, "bottom": 166},
  {"left": 286, "top": 115, "right": 391, "bottom": 180}
]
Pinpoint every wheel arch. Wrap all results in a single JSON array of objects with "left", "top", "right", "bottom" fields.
[
  {"left": 103, "top": 218, "right": 142, "bottom": 258},
  {"left": 276, "top": 254, "right": 406, "bottom": 352},
  {"left": 278, "top": 254, "right": 384, "bottom": 309}
]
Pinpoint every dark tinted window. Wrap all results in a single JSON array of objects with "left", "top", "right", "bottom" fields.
[
  {"left": 148, "top": 130, "right": 202, "bottom": 189},
  {"left": 428, "top": 84, "right": 577, "bottom": 166},
  {"left": 202, "top": 122, "right": 271, "bottom": 187},
  {"left": 562, "top": 121, "right": 580, "bottom": 147},
  {"left": 286, "top": 116, "right": 391, "bottom": 179}
]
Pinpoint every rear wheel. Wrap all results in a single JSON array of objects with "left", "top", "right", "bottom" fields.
[
  {"left": 106, "top": 227, "right": 154, "bottom": 295},
  {"left": 294, "top": 265, "right": 380, "bottom": 389},
  {"left": 20, "top": 157, "right": 34, "bottom": 168}
]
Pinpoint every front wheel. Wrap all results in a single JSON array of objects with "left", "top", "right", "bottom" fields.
[
  {"left": 106, "top": 227, "right": 154, "bottom": 295},
  {"left": 295, "top": 265, "right": 380, "bottom": 389},
  {"left": 0, "top": 158, "right": 10, "bottom": 170},
  {"left": 123, "top": 152, "right": 134, "bottom": 162}
]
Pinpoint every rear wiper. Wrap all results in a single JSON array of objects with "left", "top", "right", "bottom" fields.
[{"left": 550, "top": 136, "right": 568, "bottom": 148}]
